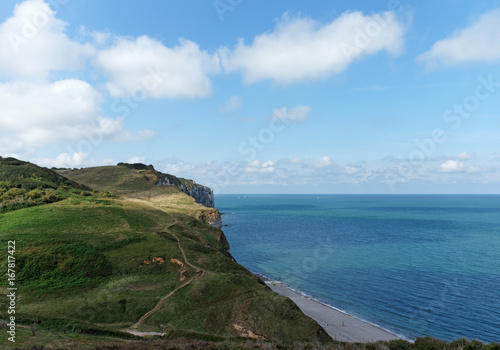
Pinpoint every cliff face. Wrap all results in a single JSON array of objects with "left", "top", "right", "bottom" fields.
[
  {"left": 199, "top": 209, "right": 222, "bottom": 229},
  {"left": 179, "top": 183, "right": 214, "bottom": 208},
  {"left": 156, "top": 172, "right": 214, "bottom": 208}
]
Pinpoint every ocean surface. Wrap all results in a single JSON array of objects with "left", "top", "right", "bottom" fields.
[{"left": 215, "top": 195, "right": 500, "bottom": 343}]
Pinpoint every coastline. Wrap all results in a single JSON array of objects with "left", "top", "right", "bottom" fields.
[{"left": 261, "top": 277, "right": 407, "bottom": 343}]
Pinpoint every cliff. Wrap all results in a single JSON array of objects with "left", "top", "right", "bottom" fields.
[
  {"left": 2, "top": 158, "right": 331, "bottom": 347},
  {"left": 199, "top": 208, "right": 223, "bottom": 229},
  {"left": 156, "top": 172, "right": 214, "bottom": 208},
  {"left": 84, "top": 162, "right": 215, "bottom": 208}
]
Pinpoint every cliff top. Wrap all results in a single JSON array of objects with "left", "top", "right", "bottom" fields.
[{"left": 0, "top": 158, "right": 330, "bottom": 347}]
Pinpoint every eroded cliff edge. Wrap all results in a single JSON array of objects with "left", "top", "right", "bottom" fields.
[
  {"left": 156, "top": 172, "right": 214, "bottom": 208},
  {"left": 115, "top": 162, "right": 216, "bottom": 208}
]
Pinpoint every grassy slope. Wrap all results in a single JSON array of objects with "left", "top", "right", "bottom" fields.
[
  {"left": 0, "top": 162, "right": 329, "bottom": 347},
  {"left": 0, "top": 157, "right": 91, "bottom": 212}
]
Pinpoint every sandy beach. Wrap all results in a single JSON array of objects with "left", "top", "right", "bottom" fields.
[{"left": 265, "top": 280, "right": 403, "bottom": 343}]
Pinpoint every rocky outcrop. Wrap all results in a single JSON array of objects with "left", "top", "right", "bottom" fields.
[
  {"left": 156, "top": 172, "right": 214, "bottom": 208},
  {"left": 179, "top": 184, "right": 214, "bottom": 208},
  {"left": 199, "top": 209, "right": 222, "bottom": 229}
]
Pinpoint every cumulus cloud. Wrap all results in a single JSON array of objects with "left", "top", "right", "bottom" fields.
[
  {"left": 417, "top": 8, "right": 500, "bottom": 69},
  {"left": 221, "top": 11, "right": 405, "bottom": 84},
  {"left": 0, "top": 79, "right": 150, "bottom": 154},
  {"left": 272, "top": 105, "right": 312, "bottom": 122},
  {"left": 95, "top": 35, "right": 220, "bottom": 99},
  {"left": 345, "top": 165, "right": 362, "bottom": 174},
  {"left": 35, "top": 152, "right": 115, "bottom": 169},
  {"left": 218, "top": 96, "right": 242, "bottom": 113},
  {"left": 457, "top": 151, "right": 475, "bottom": 160},
  {"left": 286, "top": 156, "right": 333, "bottom": 168},
  {"left": 79, "top": 26, "right": 112, "bottom": 47},
  {"left": 0, "top": 0, "right": 94, "bottom": 80},
  {"left": 128, "top": 156, "right": 146, "bottom": 164},
  {"left": 35, "top": 152, "right": 87, "bottom": 168},
  {"left": 312, "top": 156, "right": 332, "bottom": 168},
  {"left": 438, "top": 160, "right": 464, "bottom": 173},
  {"left": 244, "top": 160, "right": 275, "bottom": 173}
]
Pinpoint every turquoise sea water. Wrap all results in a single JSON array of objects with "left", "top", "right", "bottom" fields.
[{"left": 215, "top": 195, "right": 500, "bottom": 343}]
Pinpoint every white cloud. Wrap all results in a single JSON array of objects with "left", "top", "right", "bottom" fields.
[
  {"left": 417, "top": 8, "right": 500, "bottom": 68},
  {"left": 218, "top": 96, "right": 242, "bottom": 113},
  {"left": 312, "top": 156, "right": 332, "bottom": 168},
  {"left": 163, "top": 160, "right": 196, "bottom": 176},
  {"left": 221, "top": 11, "right": 405, "bottom": 84},
  {"left": 128, "top": 156, "right": 146, "bottom": 164},
  {"left": 95, "top": 35, "right": 220, "bottom": 99},
  {"left": 285, "top": 156, "right": 333, "bottom": 168},
  {"left": 272, "top": 105, "right": 312, "bottom": 122},
  {"left": 0, "top": 79, "right": 102, "bottom": 149},
  {"left": 245, "top": 160, "right": 275, "bottom": 173},
  {"left": 0, "top": 0, "right": 94, "bottom": 80},
  {"left": 345, "top": 165, "right": 361, "bottom": 174},
  {"left": 79, "top": 26, "right": 112, "bottom": 47},
  {"left": 38, "top": 152, "right": 88, "bottom": 168},
  {"left": 35, "top": 152, "right": 114, "bottom": 169},
  {"left": 0, "top": 79, "right": 150, "bottom": 154},
  {"left": 457, "top": 151, "right": 475, "bottom": 160},
  {"left": 438, "top": 160, "right": 464, "bottom": 173}
]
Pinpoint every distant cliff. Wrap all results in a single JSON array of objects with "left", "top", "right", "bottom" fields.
[
  {"left": 156, "top": 172, "right": 214, "bottom": 208},
  {"left": 115, "top": 162, "right": 215, "bottom": 208}
]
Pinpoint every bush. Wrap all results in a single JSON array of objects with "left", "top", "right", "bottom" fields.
[
  {"left": 2, "top": 187, "right": 26, "bottom": 199},
  {"left": 42, "top": 191, "right": 58, "bottom": 203},
  {"left": 388, "top": 339, "right": 412, "bottom": 350},
  {"left": 415, "top": 337, "right": 448, "bottom": 350},
  {"left": 464, "top": 340, "right": 485, "bottom": 350},
  {"left": 99, "top": 191, "right": 115, "bottom": 198},
  {"left": 27, "top": 188, "right": 43, "bottom": 199}
]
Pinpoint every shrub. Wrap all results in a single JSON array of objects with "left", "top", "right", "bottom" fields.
[
  {"left": 27, "top": 188, "right": 43, "bottom": 199},
  {"left": 42, "top": 191, "right": 58, "bottom": 203},
  {"left": 464, "top": 340, "right": 485, "bottom": 350},
  {"left": 388, "top": 339, "right": 412, "bottom": 350},
  {"left": 415, "top": 337, "right": 448, "bottom": 350},
  {"left": 2, "top": 187, "right": 26, "bottom": 199}
]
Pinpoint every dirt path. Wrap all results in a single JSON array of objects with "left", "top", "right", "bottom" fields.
[
  {"left": 130, "top": 271, "right": 204, "bottom": 329},
  {"left": 169, "top": 231, "right": 201, "bottom": 271},
  {"left": 127, "top": 230, "right": 205, "bottom": 332}
]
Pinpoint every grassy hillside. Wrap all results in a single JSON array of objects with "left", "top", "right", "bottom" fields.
[
  {"left": 0, "top": 157, "right": 91, "bottom": 212},
  {"left": 60, "top": 163, "right": 205, "bottom": 194},
  {"left": 0, "top": 159, "right": 330, "bottom": 348}
]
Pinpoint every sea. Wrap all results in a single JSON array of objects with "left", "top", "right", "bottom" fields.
[{"left": 215, "top": 194, "right": 500, "bottom": 343}]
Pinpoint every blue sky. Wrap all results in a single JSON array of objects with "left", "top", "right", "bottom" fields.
[{"left": 0, "top": 0, "right": 499, "bottom": 193}]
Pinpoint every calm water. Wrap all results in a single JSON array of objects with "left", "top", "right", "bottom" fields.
[{"left": 215, "top": 195, "right": 500, "bottom": 343}]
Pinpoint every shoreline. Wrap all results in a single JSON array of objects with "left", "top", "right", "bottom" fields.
[{"left": 260, "top": 276, "right": 409, "bottom": 343}]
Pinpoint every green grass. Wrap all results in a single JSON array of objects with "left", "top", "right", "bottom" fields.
[
  {"left": 0, "top": 157, "right": 116, "bottom": 213},
  {"left": 4, "top": 159, "right": 497, "bottom": 349},
  {"left": 0, "top": 162, "right": 332, "bottom": 347}
]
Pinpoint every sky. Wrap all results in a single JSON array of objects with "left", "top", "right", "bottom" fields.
[{"left": 0, "top": 0, "right": 499, "bottom": 194}]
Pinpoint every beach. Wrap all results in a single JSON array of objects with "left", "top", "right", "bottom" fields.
[{"left": 265, "top": 280, "right": 403, "bottom": 343}]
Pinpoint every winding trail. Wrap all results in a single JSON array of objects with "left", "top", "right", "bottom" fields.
[
  {"left": 127, "top": 230, "right": 205, "bottom": 332},
  {"left": 169, "top": 231, "right": 201, "bottom": 272}
]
